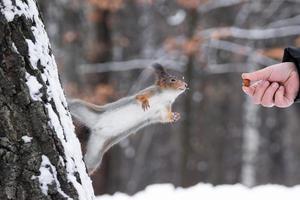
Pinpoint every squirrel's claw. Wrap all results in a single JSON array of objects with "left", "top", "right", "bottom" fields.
[
  {"left": 168, "top": 112, "right": 180, "bottom": 122},
  {"left": 136, "top": 94, "right": 150, "bottom": 111},
  {"left": 142, "top": 100, "right": 150, "bottom": 111}
]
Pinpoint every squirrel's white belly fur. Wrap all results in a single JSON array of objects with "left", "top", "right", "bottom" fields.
[
  {"left": 93, "top": 91, "right": 177, "bottom": 138},
  {"left": 94, "top": 104, "right": 148, "bottom": 136},
  {"left": 69, "top": 89, "right": 183, "bottom": 173}
]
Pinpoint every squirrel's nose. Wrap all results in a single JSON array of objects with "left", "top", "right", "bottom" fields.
[{"left": 184, "top": 83, "right": 188, "bottom": 88}]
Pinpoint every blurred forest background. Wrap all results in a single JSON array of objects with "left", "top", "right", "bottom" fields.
[{"left": 38, "top": 0, "right": 300, "bottom": 196}]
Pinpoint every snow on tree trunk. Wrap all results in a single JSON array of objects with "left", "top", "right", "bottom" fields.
[{"left": 0, "top": 0, "right": 94, "bottom": 199}]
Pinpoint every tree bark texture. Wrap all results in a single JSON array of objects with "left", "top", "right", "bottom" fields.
[{"left": 0, "top": 0, "right": 94, "bottom": 199}]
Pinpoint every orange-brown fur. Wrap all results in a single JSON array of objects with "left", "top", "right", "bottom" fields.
[
  {"left": 135, "top": 64, "right": 187, "bottom": 112},
  {"left": 136, "top": 92, "right": 152, "bottom": 111}
]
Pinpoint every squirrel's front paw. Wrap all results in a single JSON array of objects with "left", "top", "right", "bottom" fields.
[
  {"left": 136, "top": 95, "right": 150, "bottom": 111},
  {"left": 168, "top": 112, "right": 180, "bottom": 123}
]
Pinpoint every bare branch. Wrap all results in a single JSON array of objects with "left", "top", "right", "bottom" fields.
[
  {"left": 286, "top": 0, "right": 300, "bottom": 2},
  {"left": 198, "top": 0, "right": 249, "bottom": 14},
  {"left": 127, "top": 68, "right": 154, "bottom": 95},
  {"left": 200, "top": 26, "right": 300, "bottom": 40},
  {"left": 204, "top": 63, "right": 248, "bottom": 74},
  {"left": 234, "top": 1, "right": 251, "bottom": 26},
  {"left": 78, "top": 59, "right": 185, "bottom": 74},
  {"left": 203, "top": 40, "right": 277, "bottom": 66},
  {"left": 268, "top": 14, "right": 300, "bottom": 28},
  {"left": 263, "top": 0, "right": 284, "bottom": 19}
]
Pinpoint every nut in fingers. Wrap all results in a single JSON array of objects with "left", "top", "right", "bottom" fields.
[{"left": 242, "top": 79, "right": 250, "bottom": 87}]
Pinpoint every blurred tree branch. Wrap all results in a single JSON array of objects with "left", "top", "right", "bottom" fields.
[
  {"left": 198, "top": 0, "right": 250, "bottom": 13},
  {"left": 200, "top": 26, "right": 300, "bottom": 40},
  {"left": 268, "top": 14, "right": 300, "bottom": 27},
  {"left": 78, "top": 59, "right": 186, "bottom": 74},
  {"left": 204, "top": 63, "right": 250, "bottom": 74},
  {"left": 204, "top": 40, "right": 277, "bottom": 66}
]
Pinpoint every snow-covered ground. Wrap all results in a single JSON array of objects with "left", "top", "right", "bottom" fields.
[{"left": 96, "top": 183, "right": 300, "bottom": 200}]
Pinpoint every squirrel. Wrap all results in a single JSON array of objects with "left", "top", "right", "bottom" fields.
[{"left": 68, "top": 63, "right": 188, "bottom": 174}]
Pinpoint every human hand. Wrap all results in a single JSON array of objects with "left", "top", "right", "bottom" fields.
[{"left": 242, "top": 62, "right": 299, "bottom": 108}]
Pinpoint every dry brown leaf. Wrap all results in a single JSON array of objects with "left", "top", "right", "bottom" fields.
[
  {"left": 294, "top": 36, "right": 300, "bottom": 47},
  {"left": 259, "top": 48, "right": 283, "bottom": 60},
  {"left": 210, "top": 28, "right": 231, "bottom": 40},
  {"left": 88, "top": 0, "right": 123, "bottom": 12},
  {"left": 177, "top": 0, "right": 208, "bottom": 9},
  {"left": 182, "top": 36, "right": 202, "bottom": 56},
  {"left": 63, "top": 31, "right": 79, "bottom": 44},
  {"left": 87, "top": 9, "right": 103, "bottom": 22},
  {"left": 164, "top": 37, "right": 181, "bottom": 52},
  {"left": 135, "top": 0, "right": 154, "bottom": 5}
]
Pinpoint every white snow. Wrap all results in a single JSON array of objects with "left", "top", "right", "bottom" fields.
[
  {"left": 167, "top": 10, "right": 186, "bottom": 26},
  {"left": 25, "top": 73, "right": 43, "bottom": 101},
  {"left": 21, "top": 135, "right": 33, "bottom": 143},
  {"left": 1, "top": 0, "right": 29, "bottom": 21},
  {"left": 0, "top": 1, "right": 94, "bottom": 199},
  {"left": 96, "top": 183, "right": 300, "bottom": 200},
  {"left": 34, "top": 155, "right": 69, "bottom": 198},
  {"left": 12, "top": 42, "right": 19, "bottom": 53}
]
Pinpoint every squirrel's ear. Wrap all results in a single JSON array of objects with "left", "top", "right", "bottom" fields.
[{"left": 152, "top": 63, "right": 167, "bottom": 78}]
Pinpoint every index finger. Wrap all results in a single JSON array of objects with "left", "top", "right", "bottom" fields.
[{"left": 242, "top": 67, "right": 272, "bottom": 81}]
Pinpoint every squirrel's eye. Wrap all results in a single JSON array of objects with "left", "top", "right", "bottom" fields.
[{"left": 171, "top": 78, "right": 176, "bottom": 82}]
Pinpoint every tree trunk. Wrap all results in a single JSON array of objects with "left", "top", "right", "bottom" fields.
[{"left": 0, "top": 0, "right": 94, "bottom": 199}]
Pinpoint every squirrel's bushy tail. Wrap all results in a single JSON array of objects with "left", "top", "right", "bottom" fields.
[{"left": 67, "top": 99, "right": 103, "bottom": 128}]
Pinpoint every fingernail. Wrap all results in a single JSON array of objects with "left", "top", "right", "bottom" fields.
[{"left": 272, "top": 83, "right": 278, "bottom": 88}]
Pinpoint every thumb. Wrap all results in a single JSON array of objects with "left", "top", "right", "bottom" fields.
[{"left": 242, "top": 67, "right": 272, "bottom": 81}]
